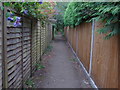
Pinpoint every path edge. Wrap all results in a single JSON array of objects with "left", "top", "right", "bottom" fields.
[{"left": 67, "top": 41, "right": 98, "bottom": 89}]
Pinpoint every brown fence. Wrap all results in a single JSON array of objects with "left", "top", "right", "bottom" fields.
[
  {"left": 91, "top": 22, "right": 118, "bottom": 88},
  {"left": 0, "top": 6, "right": 53, "bottom": 88},
  {"left": 64, "top": 21, "right": 119, "bottom": 88}
]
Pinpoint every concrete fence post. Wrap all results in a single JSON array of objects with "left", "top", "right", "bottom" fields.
[{"left": 89, "top": 19, "right": 95, "bottom": 76}]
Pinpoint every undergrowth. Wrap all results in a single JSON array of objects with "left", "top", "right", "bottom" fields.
[
  {"left": 35, "top": 63, "right": 45, "bottom": 70},
  {"left": 25, "top": 79, "right": 35, "bottom": 88},
  {"left": 70, "top": 58, "right": 77, "bottom": 62}
]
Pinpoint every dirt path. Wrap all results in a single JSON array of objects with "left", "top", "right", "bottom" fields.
[{"left": 33, "top": 35, "right": 92, "bottom": 88}]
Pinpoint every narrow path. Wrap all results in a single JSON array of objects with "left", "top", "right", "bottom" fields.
[{"left": 33, "top": 34, "right": 92, "bottom": 88}]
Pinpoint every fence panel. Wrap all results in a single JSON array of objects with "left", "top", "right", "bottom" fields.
[
  {"left": 0, "top": 6, "right": 52, "bottom": 88},
  {"left": 64, "top": 21, "right": 118, "bottom": 88},
  {"left": 6, "top": 25, "right": 23, "bottom": 88},
  {"left": 4, "top": 9, "right": 32, "bottom": 88},
  {"left": 32, "top": 20, "right": 38, "bottom": 73},
  {"left": 0, "top": 4, "right": 3, "bottom": 89},
  {"left": 37, "top": 21, "right": 41, "bottom": 62},
  {"left": 91, "top": 22, "right": 118, "bottom": 88},
  {"left": 77, "top": 23, "right": 92, "bottom": 71},
  {"left": 41, "top": 24, "right": 46, "bottom": 55},
  {"left": 22, "top": 18, "right": 31, "bottom": 81}
]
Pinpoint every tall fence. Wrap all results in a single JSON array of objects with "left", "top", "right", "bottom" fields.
[
  {"left": 64, "top": 21, "right": 119, "bottom": 88},
  {"left": 0, "top": 6, "right": 52, "bottom": 88}
]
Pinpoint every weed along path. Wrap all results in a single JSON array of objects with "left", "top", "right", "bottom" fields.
[{"left": 32, "top": 34, "right": 92, "bottom": 88}]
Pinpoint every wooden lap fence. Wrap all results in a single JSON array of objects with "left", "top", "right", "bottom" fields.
[
  {"left": 64, "top": 20, "right": 119, "bottom": 88},
  {"left": 0, "top": 6, "right": 52, "bottom": 88}
]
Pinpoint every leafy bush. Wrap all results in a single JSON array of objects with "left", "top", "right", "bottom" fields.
[
  {"left": 64, "top": 2, "right": 120, "bottom": 39},
  {"left": 3, "top": 2, "right": 56, "bottom": 19}
]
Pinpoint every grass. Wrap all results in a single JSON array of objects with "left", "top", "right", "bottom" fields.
[
  {"left": 70, "top": 58, "right": 77, "bottom": 62},
  {"left": 25, "top": 79, "right": 35, "bottom": 88},
  {"left": 35, "top": 63, "right": 45, "bottom": 70}
]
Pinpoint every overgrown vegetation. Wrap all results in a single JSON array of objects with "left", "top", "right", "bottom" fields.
[
  {"left": 3, "top": 2, "right": 56, "bottom": 19},
  {"left": 64, "top": 2, "right": 120, "bottom": 39},
  {"left": 25, "top": 79, "right": 35, "bottom": 88},
  {"left": 70, "top": 58, "right": 77, "bottom": 62},
  {"left": 0, "top": 2, "right": 56, "bottom": 27},
  {"left": 35, "top": 63, "right": 45, "bottom": 70}
]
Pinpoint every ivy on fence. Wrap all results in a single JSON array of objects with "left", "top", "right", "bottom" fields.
[{"left": 0, "top": 2, "right": 56, "bottom": 27}]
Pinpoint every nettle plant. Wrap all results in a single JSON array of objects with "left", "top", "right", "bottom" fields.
[
  {"left": 0, "top": 1, "right": 56, "bottom": 27},
  {"left": 64, "top": 2, "right": 120, "bottom": 39}
]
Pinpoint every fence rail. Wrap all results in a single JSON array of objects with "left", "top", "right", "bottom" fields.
[
  {"left": 64, "top": 21, "right": 119, "bottom": 88},
  {"left": 0, "top": 6, "right": 53, "bottom": 88}
]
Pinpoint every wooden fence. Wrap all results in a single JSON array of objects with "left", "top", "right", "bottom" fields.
[
  {"left": 0, "top": 6, "right": 52, "bottom": 88},
  {"left": 64, "top": 21, "right": 119, "bottom": 88}
]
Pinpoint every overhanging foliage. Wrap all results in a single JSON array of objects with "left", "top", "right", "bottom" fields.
[{"left": 64, "top": 2, "right": 120, "bottom": 39}]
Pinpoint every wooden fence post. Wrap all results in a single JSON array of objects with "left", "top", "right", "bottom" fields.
[
  {"left": 89, "top": 19, "right": 95, "bottom": 76},
  {"left": 30, "top": 19, "right": 33, "bottom": 76},
  {"left": 2, "top": 6, "right": 8, "bottom": 88}
]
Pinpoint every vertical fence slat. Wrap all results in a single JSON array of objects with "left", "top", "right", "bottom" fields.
[{"left": 2, "top": 6, "right": 8, "bottom": 88}]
